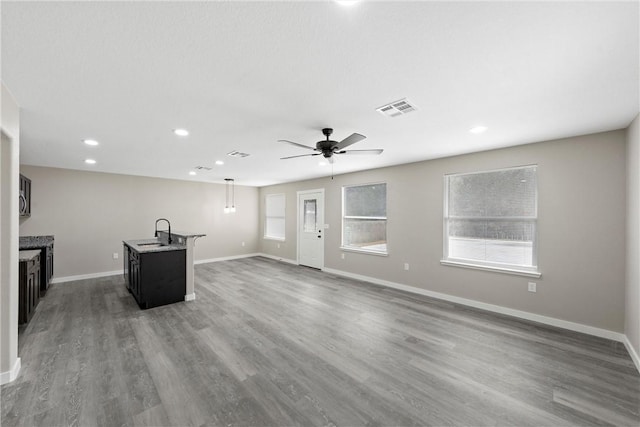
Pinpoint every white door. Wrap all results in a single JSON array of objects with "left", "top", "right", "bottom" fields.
[{"left": 298, "top": 190, "right": 324, "bottom": 269}]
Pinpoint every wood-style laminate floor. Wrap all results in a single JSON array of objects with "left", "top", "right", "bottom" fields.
[{"left": 2, "top": 256, "right": 639, "bottom": 426}]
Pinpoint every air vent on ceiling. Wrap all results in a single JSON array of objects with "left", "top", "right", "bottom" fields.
[
  {"left": 227, "top": 150, "right": 250, "bottom": 158},
  {"left": 194, "top": 166, "right": 212, "bottom": 171},
  {"left": 376, "top": 98, "right": 417, "bottom": 118}
]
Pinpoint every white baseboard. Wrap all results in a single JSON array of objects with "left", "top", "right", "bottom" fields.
[
  {"left": 623, "top": 335, "right": 640, "bottom": 373},
  {"left": 50, "top": 270, "right": 122, "bottom": 284},
  {"left": 322, "top": 266, "right": 627, "bottom": 344},
  {"left": 184, "top": 293, "right": 196, "bottom": 302},
  {"left": 256, "top": 252, "right": 298, "bottom": 265},
  {"left": 195, "top": 253, "right": 261, "bottom": 265},
  {"left": 0, "top": 357, "right": 21, "bottom": 385}
]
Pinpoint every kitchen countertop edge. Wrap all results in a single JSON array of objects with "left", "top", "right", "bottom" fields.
[{"left": 123, "top": 239, "right": 187, "bottom": 254}]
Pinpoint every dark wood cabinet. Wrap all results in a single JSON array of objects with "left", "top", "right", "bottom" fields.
[
  {"left": 19, "top": 251, "right": 41, "bottom": 324},
  {"left": 128, "top": 248, "right": 141, "bottom": 300},
  {"left": 123, "top": 244, "right": 130, "bottom": 289},
  {"left": 41, "top": 244, "right": 54, "bottom": 293},
  {"left": 124, "top": 245, "right": 185, "bottom": 310},
  {"left": 19, "top": 174, "right": 31, "bottom": 217},
  {"left": 19, "top": 236, "right": 55, "bottom": 294}
]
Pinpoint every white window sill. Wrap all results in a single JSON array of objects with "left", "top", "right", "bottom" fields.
[
  {"left": 264, "top": 236, "right": 285, "bottom": 242},
  {"left": 341, "top": 246, "right": 388, "bottom": 257},
  {"left": 440, "top": 259, "right": 541, "bottom": 278}
]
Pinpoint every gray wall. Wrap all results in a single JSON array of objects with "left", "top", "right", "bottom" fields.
[
  {"left": 626, "top": 113, "right": 640, "bottom": 357},
  {"left": 19, "top": 166, "right": 259, "bottom": 279},
  {"left": 259, "top": 130, "right": 627, "bottom": 333}
]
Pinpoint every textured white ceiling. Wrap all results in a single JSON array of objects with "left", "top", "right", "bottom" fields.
[{"left": 2, "top": 1, "right": 638, "bottom": 186}]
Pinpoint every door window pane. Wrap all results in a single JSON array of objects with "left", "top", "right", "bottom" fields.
[{"left": 304, "top": 199, "right": 317, "bottom": 233}]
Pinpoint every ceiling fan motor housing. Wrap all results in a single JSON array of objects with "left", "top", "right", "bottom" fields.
[
  {"left": 317, "top": 128, "right": 337, "bottom": 155},
  {"left": 316, "top": 140, "right": 337, "bottom": 153}
]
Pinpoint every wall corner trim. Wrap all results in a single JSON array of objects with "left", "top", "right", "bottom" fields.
[
  {"left": 623, "top": 335, "right": 640, "bottom": 373},
  {"left": 184, "top": 293, "right": 196, "bottom": 302},
  {"left": 322, "top": 266, "right": 628, "bottom": 345},
  {"left": 0, "top": 357, "right": 21, "bottom": 385}
]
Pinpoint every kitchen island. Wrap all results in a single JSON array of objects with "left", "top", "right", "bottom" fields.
[
  {"left": 123, "top": 238, "right": 186, "bottom": 309},
  {"left": 123, "top": 230, "right": 205, "bottom": 309}
]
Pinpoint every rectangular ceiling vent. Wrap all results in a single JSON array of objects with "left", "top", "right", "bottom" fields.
[
  {"left": 194, "top": 166, "right": 212, "bottom": 171},
  {"left": 227, "top": 150, "right": 250, "bottom": 158},
  {"left": 376, "top": 98, "right": 417, "bottom": 118}
]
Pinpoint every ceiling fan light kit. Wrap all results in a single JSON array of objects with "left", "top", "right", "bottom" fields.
[{"left": 279, "top": 128, "right": 383, "bottom": 163}]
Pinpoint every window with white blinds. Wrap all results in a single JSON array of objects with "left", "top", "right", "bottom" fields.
[
  {"left": 443, "top": 165, "right": 539, "bottom": 275},
  {"left": 265, "top": 193, "right": 285, "bottom": 241}
]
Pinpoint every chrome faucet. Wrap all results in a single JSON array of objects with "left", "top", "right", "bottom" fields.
[{"left": 154, "top": 218, "right": 172, "bottom": 244}]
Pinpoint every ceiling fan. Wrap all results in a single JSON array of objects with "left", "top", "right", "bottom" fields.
[{"left": 279, "top": 128, "right": 383, "bottom": 164}]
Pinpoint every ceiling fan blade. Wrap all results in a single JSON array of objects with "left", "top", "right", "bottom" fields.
[
  {"left": 280, "top": 153, "right": 321, "bottom": 160},
  {"left": 278, "top": 139, "right": 317, "bottom": 151},
  {"left": 337, "top": 149, "right": 384, "bottom": 155},
  {"left": 334, "top": 133, "right": 366, "bottom": 150}
]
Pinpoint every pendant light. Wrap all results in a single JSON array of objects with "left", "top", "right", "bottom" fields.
[{"left": 224, "top": 178, "right": 236, "bottom": 213}]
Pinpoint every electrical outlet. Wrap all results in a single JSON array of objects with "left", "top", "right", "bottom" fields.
[
  {"left": 404, "top": 263, "right": 409, "bottom": 271},
  {"left": 341, "top": 253, "right": 345, "bottom": 260},
  {"left": 241, "top": 241, "right": 245, "bottom": 247},
  {"left": 528, "top": 282, "right": 537, "bottom": 293},
  {"left": 277, "top": 243, "right": 280, "bottom": 249},
  {"left": 113, "top": 252, "right": 119, "bottom": 260}
]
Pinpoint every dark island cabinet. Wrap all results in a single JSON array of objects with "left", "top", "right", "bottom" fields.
[
  {"left": 124, "top": 244, "right": 185, "bottom": 310},
  {"left": 127, "top": 247, "right": 141, "bottom": 300},
  {"left": 19, "top": 250, "right": 41, "bottom": 324},
  {"left": 19, "top": 174, "right": 31, "bottom": 217}
]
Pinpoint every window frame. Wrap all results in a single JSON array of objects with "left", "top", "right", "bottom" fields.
[
  {"left": 341, "top": 182, "right": 388, "bottom": 256},
  {"left": 264, "top": 193, "right": 286, "bottom": 241},
  {"left": 441, "top": 165, "right": 541, "bottom": 278}
]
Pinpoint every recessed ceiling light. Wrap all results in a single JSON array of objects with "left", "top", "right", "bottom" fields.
[
  {"left": 189, "top": 171, "right": 196, "bottom": 176},
  {"left": 83, "top": 139, "right": 99, "bottom": 146},
  {"left": 85, "top": 159, "right": 96, "bottom": 165},
  {"left": 469, "top": 126, "right": 488, "bottom": 134},
  {"left": 215, "top": 160, "right": 224, "bottom": 165},
  {"left": 173, "top": 128, "right": 189, "bottom": 137}
]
